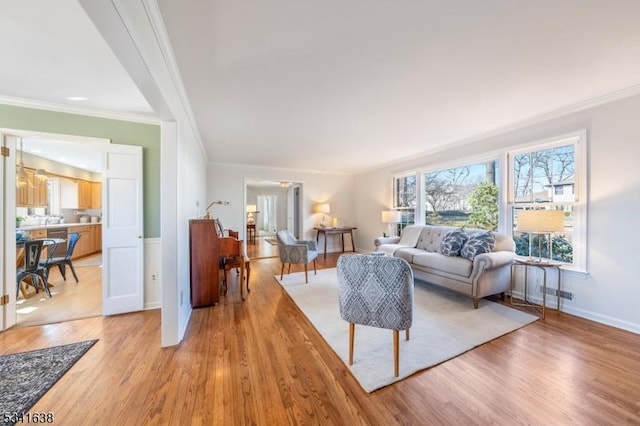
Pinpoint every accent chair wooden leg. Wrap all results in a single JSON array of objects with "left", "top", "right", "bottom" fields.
[
  {"left": 473, "top": 297, "right": 479, "bottom": 309},
  {"left": 313, "top": 259, "right": 317, "bottom": 275},
  {"left": 406, "top": 328, "right": 410, "bottom": 341},
  {"left": 288, "top": 264, "right": 291, "bottom": 274},
  {"left": 280, "top": 263, "right": 285, "bottom": 280},
  {"left": 393, "top": 329, "right": 400, "bottom": 377},
  {"left": 304, "top": 264, "right": 308, "bottom": 283},
  {"left": 348, "top": 323, "right": 355, "bottom": 366}
]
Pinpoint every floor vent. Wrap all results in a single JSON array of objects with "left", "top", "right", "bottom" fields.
[{"left": 539, "top": 286, "right": 573, "bottom": 300}]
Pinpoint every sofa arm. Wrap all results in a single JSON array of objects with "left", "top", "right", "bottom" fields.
[
  {"left": 470, "top": 251, "right": 515, "bottom": 280},
  {"left": 374, "top": 236, "right": 401, "bottom": 247}
]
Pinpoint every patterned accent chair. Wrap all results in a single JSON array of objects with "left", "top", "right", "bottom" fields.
[
  {"left": 276, "top": 230, "right": 318, "bottom": 283},
  {"left": 337, "top": 253, "right": 414, "bottom": 377}
]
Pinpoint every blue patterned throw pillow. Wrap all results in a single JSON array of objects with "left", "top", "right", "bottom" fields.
[
  {"left": 461, "top": 231, "right": 496, "bottom": 260},
  {"left": 439, "top": 229, "right": 468, "bottom": 257}
]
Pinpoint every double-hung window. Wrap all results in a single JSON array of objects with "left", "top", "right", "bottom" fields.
[
  {"left": 392, "top": 173, "right": 417, "bottom": 233},
  {"left": 507, "top": 130, "right": 587, "bottom": 272}
]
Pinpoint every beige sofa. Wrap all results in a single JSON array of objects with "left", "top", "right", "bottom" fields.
[{"left": 375, "top": 225, "right": 515, "bottom": 308}]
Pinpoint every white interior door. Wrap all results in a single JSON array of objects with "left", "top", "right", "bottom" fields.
[
  {"left": 1, "top": 134, "right": 17, "bottom": 331},
  {"left": 102, "top": 143, "right": 144, "bottom": 315}
]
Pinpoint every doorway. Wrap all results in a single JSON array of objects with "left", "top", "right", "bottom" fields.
[
  {"left": 245, "top": 180, "right": 303, "bottom": 259},
  {"left": 2, "top": 130, "right": 144, "bottom": 330}
]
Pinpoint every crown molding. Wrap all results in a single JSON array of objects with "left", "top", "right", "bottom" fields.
[
  {"left": 208, "top": 160, "right": 354, "bottom": 176},
  {"left": 0, "top": 94, "right": 160, "bottom": 125},
  {"left": 139, "top": 0, "right": 207, "bottom": 159},
  {"left": 355, "top": 84, "right": 640, "bottom": 175}
]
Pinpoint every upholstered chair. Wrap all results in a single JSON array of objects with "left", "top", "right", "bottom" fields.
[
  {"left": 337, "top": 253, "right": 414, "bottom": 377},
  {"left": 276, "top": 230, "right": 318, "bottom": 283}
]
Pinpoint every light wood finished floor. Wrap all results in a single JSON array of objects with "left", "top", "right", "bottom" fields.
[
  {"left": 2, "top": 255, "right": 640, "bottom": 425},
  {"left": 16, "top": 254, "right": 102, "bottom": 327}
]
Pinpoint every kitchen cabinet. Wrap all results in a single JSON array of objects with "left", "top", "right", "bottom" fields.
[
  {"left": 60, "top": 178, "right": 78, "bottom": 209},
  {"left": 71, "top": 225, "right": 92, "bottom": 259},
  {"left": 91, "top": 182, "right": 102, "bottom": 208},
  {"left": 78, "top": 180, "right": 92, "bottom": 209},
  {"left": 16, "top": 168, "right": 48, "bottom": 208},
  {"left": 91, "top": 224, "right": 102, "bottom": 252}
]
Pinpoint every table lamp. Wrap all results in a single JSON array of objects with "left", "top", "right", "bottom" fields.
[
  {"left": 517, "top": 209, "right": 564, "bottom": 262},
  {"left": 314, "top": 203, "right": 331, "bottom": 227},
  {"left": 381, "top": 210, "right": 402, "bottom": 237},
  {"left": 246, "top": 204, "right": 258, "bottom": 224}
]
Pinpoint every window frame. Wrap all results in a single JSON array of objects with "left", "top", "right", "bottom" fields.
[{"left": 504, "top": 130, "right": 588, "bottom": 273}]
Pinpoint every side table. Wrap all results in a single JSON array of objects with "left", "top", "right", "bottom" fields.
[{"left": 510, "top": 258, "right": 562, "bottom": 319}]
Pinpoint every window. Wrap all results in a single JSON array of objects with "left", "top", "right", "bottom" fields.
[
  {"left": 508, "top": 131, "right": 587, "bottom": 271},
  {"left": 423, "top": 161, "right": 499, "bottom": 230},
  {"left": 392, "top": 173, "right": 417, "bottom": 233}
]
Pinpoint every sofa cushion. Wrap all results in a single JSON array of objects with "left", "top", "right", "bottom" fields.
[
  {"left": 397, "top": 225, "right": 423, "bottom": 247},
  {"left": 461, "top": 231, "right": 496, "bottom": 260},
  {"left": 393, "top": 247, "right": 426, "bottom": 264},
  {"left": 416, "top": 226, "right": 454, "bottom": 252},
  {"left": 439, "top": 229, "right": 468, "bottom": 256},
  {"left": 412, "top": 252, "right": 473, "bottom": 277}
]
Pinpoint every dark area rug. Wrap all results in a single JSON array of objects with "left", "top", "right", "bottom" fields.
[{"left": 0, "top": 340, "right": 98, "bottom": 425}]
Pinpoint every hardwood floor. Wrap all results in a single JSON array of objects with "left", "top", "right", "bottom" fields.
[
  {"left": 2, "top": 254, "right": 639, "bottom": 425},
  {"left": 15, "top": 254, "right": 102, "bottom": 327}
]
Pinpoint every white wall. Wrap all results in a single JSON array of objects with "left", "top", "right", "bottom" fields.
[
  {"left": 355, "top": 93, "right": 640, "bottom": 334},
  {"left": 208, "top": 164, "right": 355, "bottom": 253}
]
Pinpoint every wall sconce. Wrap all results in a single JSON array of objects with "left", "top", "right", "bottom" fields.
[
  {"left": 204, "top": 200, "right": 230, "bottom": 219},
  {"left": 381, "top": 210, "right": 402, "bottom": 237},
  {"left": 314, "top": 203, "right": 331, "bottom": 227}
]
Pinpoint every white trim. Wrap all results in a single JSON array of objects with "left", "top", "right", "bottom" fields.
[
  {"left": 506, "top": 129, "right": 588, "bottom": 272},
  {"left": 358, "top": 84, "right": 640, "bottom": 176},
  {"left": 139, "top": 0, "right": 207, "bottom": 159},
  {"left": 0, "top": 95, "right": 160, "bottom": 125},
  {"left": 0, "top": 128, "right": 111, "bottom": 147},
  {"left": 210, "top": 161, "right": 354, "bottom": 176}
]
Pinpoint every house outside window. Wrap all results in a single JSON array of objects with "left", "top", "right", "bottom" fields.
[{"left": 507, "top": 131, "right": 587, "bottom": 271}]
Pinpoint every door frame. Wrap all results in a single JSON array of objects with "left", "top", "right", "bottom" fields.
[{"left": 0, "top": 128, "right": 142, "bottom": 330}]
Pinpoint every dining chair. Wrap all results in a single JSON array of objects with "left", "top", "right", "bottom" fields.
[
  {"left": 43, "top": 232, "right": 81, "bottom": 283},
  {"left": 336, "top": 253, "right": 414, "bottom": 377},
  {"left": 17, "top": 239, "right": 51, "bottom": 298}
]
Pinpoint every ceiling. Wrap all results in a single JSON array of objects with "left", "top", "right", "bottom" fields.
[{"left": 2, "top": 1, "right": 640, "bottom": 174}]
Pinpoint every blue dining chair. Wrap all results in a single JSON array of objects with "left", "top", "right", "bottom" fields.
[{"left": 42, "top": 232, "right": 81, "bottom": 283}]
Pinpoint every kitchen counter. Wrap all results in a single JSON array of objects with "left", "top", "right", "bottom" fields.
[{"left": 18, "top": 222, "right": 102, "bottom": 231}]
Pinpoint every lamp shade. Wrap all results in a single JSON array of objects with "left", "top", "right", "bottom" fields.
[
  {"left": 314, "top": 203, "right": 331, "bottom": 214},
  {"left": 517, "top": 210, "right": 564, "bottom": 233},
  {"left": 246, "top": 204, "right": 257, "bottom": 213},
  {"left": 381, "top": 210, "right": 402, "bottom": 224}
]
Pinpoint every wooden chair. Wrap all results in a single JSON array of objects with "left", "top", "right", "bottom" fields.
[{"left": 219, "top": 236, "right": 250, "bottom": 300}]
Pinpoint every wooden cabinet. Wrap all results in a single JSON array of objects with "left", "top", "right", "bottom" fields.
[
  {"left": 71, "top": 225, "right": 92, "bottom": 259},
  {"left": 189, "top": 219, "right": 220, "bottom": 307},
  {"left": 91, "top": 182, "right": 102, "bottom": 208},
  {"left": 16, "top": 168, "right": 48, "bottom": 208},
  {"left": 78, "top": 180, "right": 92, "bottom": 209},
  {"left": 91, "top": 224, "right": 102, "bottom": 252}
]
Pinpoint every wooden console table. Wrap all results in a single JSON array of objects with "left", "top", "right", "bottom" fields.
[{"left": 314, "top": 227, "right": 357, "bottom": 259}]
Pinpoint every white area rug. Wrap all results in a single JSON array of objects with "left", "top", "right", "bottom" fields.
[{"left": 276, "top": 268, "right": 538, "bottom": 392}]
